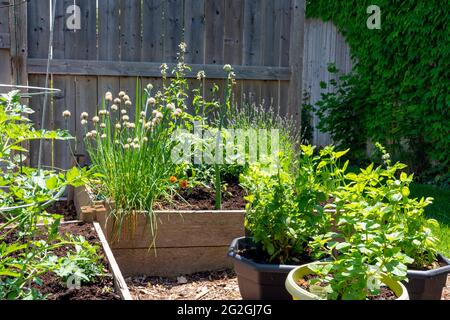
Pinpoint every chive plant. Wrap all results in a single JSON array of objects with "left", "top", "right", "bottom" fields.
[
  {"left": 82, "top": 44, "right": 218, "bottom": 243},
  {"left": 213, "top": 65, "right": 235, "bottom": 210},
  {"left": 83, "top": 82, "right": 186, "bottom": 243}
]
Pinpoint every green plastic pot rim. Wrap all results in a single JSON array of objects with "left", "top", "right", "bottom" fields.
[{"left": 285, "top": 262, "right": 409, "bottom": 300}]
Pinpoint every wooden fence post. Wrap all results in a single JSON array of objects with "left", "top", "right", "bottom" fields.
[
  {"left": 288, "top": 0, "right": 305, "bottom": 123},
  {"left": 9, "top": 0, "right": 28, "bottom": 167},
  {"left": 9, "top": 0, "right": 28, "bottom": 87}
]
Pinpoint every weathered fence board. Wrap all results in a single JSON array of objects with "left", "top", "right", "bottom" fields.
[
  {"left": 0, "top": 4, "right": 11, "bottom": 84},
  {"left": 28, "top": 59, "right": 291, "bottom": 80},
  {"left": 184, "top": 0, "right": 205, "bottom": 64},
  {"left": 0, "top": 0, "right": 354, "bottom": 169},
  {"left": 99, "top": 0, "right": 120, "bottom": 61},
  {"left": 120, "top": 0, "right": 141, "bottom": 62},
  {"left": 164, "top": 0, "right": 184, "bottom": 62},
  {"left": 302, "top": 19, "right": 353, "bottom": 146}
]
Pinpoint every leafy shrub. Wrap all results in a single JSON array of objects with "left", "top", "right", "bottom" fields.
[
  {"left": 0, "top": 90, "right": 72, "bottom": 170},
  {"left": 241, "top": 145, "right": 348, "bottom": 263},
  {"left": 307, "top": 0, "right": 450, "bottom": 179},
  {"left": 0, "top": 90, "right": 101, "bottom": 300},
  {"left": 306, "top": 145, "right": 440, "bottom": 299}
]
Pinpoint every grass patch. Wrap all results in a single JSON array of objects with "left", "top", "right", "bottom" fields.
[{"left": 410, "top": 183, "right": 450, "bottom": 257}]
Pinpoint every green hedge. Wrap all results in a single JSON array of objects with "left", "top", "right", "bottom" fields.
[{"left": 306, "top": 0, "right": 449, "bottom": 181}]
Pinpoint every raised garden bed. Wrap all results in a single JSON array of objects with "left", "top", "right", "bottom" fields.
[
  {"left": 74, "top": 186, "right": 246, "bottom": 277},
  {"left": 1, "top": 220, "right": 132, "bottom": 300}
]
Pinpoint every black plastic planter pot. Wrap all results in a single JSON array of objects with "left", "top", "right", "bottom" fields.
[
  {"left": 405, "top": 254, "right": 450, "bottom": 300},
  {"left": 228, "top": 237, "right": 298, "bottom": 300}
]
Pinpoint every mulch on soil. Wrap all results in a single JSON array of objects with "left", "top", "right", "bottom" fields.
[
  {"left": 442, "top": 275, "right": 450, "bottom": 300},
  {"left": 126, "top": 269, "right": 242, "bottom": 300},
  {"left": 127, "top": 271, "right": 450, "bottom": 300}
]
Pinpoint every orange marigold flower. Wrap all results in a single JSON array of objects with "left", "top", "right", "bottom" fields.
[
  {"left": 169, "top": 176, "right": 178, "bottom": 183},
  {"left": 179, "top": 180, "right": 189, "bottom": 189}
]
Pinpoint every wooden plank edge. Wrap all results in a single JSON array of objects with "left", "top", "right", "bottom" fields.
[
  {"left": 93, "top": 222, "right": 134, "bottom": 301},
  {"left": 28, "top": 58, "right": 291, "bottom": 81},
  {"left": 112, "top": 245, "right": 232, "bottom": 251},
  {"left": 75, "top": 185, "right": 247, "bottom": 216}
]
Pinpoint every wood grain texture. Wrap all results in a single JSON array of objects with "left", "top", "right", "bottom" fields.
[
  {"left": 0, "top": 0, "right": 11, "bottom": 81},
  {"left": 75, "top": 186, "right": 245, "bottom": 277},
  {"left": 93, "top": 222, "right": 133, "bottom": 300},
  {"left": 142, "top": 0, "right": 165, "bottom": 62},
  {"left": 52, "top": 75, "right": 76, "bottom": 170},
  {"left": 287, "top": 0, "right": 305, "bottom": 121},
  {"left": 242, "top": 0, "right": 263, "bottom": 107},
  {"left": 184, "top": 0, "right": 205, "bottom": 64},
  {"left": 99, "top": 210, "right": 245, "bottom": 250},
  {"left": 164, "top": 0, "right": 184, "bottom": 62},
  {"left": 224, "top": 0, "right": 243, "bottom": 65},
  {"left": 18, "top": 0, "right": 354, "bottom": 169},
  {"left": 9, "top": 0, "right": 28, "bottom": 86},
  {"left": 303, "top": 19, "right": 353, "bottom": 146},
  {"left": 205, "top": 0, "right": 225, "bottom": 65},
  {"left": 74, "top": 76, "right": 98, "bottom": 159},
  {"left": 98, "top": 0, "right": 120, "bottom": 61},
  {"left": 120, "top": 0, "right": 141, "bottom": 61},
  {"left": 64, "top": 0, "right": 97, "bottom": 60},
  {"left": 0, "top": 33, "right": 10, "bottom": 49},
  {"left": 28, "top": 58, "right": 291, "bottom": 80},
  {"left": 0, "top": 4, "right": 9, "bottom": 34},
  {"left": 113, "top": 246, "right": 233, "bottom": 277},
  {"left": 27, "top": 0, "right": 49, "bottom": 59}
]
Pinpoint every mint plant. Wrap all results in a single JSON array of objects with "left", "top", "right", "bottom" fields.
[
  {"left": 306, "top": 144, "right": 439, "bottom": 299},
  {"left": 241, "top": 145, "right": 348, "bottom": 263}
]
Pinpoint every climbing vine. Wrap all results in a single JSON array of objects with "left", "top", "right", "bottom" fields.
[{"left": 306, "top": 0, "right": 449, "bottom": 182}]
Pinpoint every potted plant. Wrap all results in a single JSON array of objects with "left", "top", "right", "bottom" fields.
[
  {"left": 285, "top": 262, "right": 409, "bottom": 300},
  {"left": 308, "top": 144, "right": 449, "bottom": 300},
  {"left": 284, "top": 162, "right": 415, "bottom": 301},
  {"left": 371, "top": 145, "right": 450, "bottom": 300},
  {"left": 228, "top": 145, "right": 348, "bottom": 300}
]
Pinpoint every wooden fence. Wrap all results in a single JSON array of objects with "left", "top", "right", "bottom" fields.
[
  {"left": 0, "top": 0, "right": 351, "bottom": 170},
  {"left": 303, "top": 19, "right": 353, "bottom": 146}
]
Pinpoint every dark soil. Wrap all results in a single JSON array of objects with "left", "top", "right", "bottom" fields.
[
  {"left": 236, "top": 238, "right": 314, "bottom": 265},
  {"left": 409, "top": 257, "right": 448, "bottom": 271},
  {"left": 297, "top": 274, "right": 397, "bottom": 300},
  {"left": 155, "top": 181, "right": 246, "bottom": 210},
  {"left": 2, "top": 222, "right": 120, "bottom": 300},
  {"left": 367, "top": 286, "right": 397, "bottom": 300},
  {"left": 47, "top": 200, "right": 78, "bottom": 221}
]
